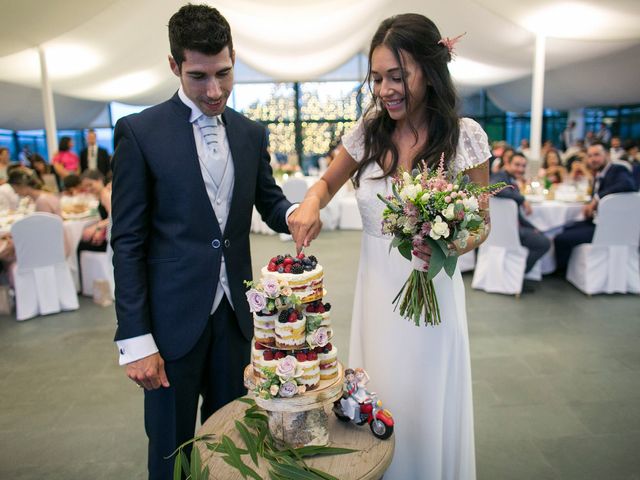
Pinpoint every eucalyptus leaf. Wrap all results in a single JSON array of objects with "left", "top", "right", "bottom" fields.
[
  {"left": 180, "top": 450, "right": 191, "bottom": 478},
  {"left": 426, "top": 245, "right": 445, "bottom": 282},
  {"left": 191, "top": 445, "right": 202, "bottom": 480},
  {"left": 397, "top": 240, "right": 413, "bottom": 261},
  {"left": 293, "top": 446, "right": 357, "bottom": 457},
  {"left": 173, "top": 453, "right": 182, "bottom": 480},
  {"left": 269, "top": 461, "right": 325, "bottom": 479},
  {"left": 235, "top": 420, "right": 259, "bottom": 466},
  {"left": 443, "top": 254, "right": 458, "bottom": 277}
]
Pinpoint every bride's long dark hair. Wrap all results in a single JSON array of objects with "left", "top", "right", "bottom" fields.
[{"left": 354, "top": 14, "right": 460, "bottom": 186}]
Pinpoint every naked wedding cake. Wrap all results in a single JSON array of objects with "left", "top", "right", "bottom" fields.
[{"left": 246, "top": 253, "right": 339, "bottom": 398}]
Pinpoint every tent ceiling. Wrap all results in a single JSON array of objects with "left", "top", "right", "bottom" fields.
[{"left": 0, "top": 0, "right": 639, "bottom": 129}]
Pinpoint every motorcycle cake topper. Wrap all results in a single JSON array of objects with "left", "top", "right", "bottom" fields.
[{"left": 333, "top": 367, "right": 394, "bottom": 440}]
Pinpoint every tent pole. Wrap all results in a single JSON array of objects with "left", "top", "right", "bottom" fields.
[
  {"left": 529, "top": 33, "right": 546, "bottom": 171},
  {"left": 38, "top": 46, "right": 58, "bottom": 161}
]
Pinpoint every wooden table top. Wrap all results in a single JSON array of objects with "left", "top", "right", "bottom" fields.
[{"left": 196, "top": 397, "right": 395, "bottom": 480}]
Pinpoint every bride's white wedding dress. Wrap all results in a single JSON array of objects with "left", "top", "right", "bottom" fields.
[{"left": 342, "top": 118, "right": 490, "bottom": 480}]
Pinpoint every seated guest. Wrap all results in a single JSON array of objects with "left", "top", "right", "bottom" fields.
[
  {"left": 77, "top": 170, "right": 111, "bottom": 254},
  {"left": 0, "top": 147, "right": 10, "bottom": 184},
  {"left": 491, "top": 152, "right": 551, "bottom": 281},
  {"left": 29, "top": 154, "right": 59, "bottom": 192},
  {"left": 566, "top": 152, "right": 592, "bottom": 184},
  {"left": 554, "top": 142, "right": 637, "bottom": 272},
  {"left": 622, "top": 140, "right": 640, "bottom": 189},
  {"left": 62, "top": 174, "right": 82, "bottom": 196},
  {"left": 51, "top": 136, "right": 80, "bottom": 179},
  {"left": 8, "top": 168, "right": 61, "bottom": 216},
  {"left": 538, "top": 149, "right": 567, "bottom": 184},
  {"left": 80, "top": 129, "right": 111, "bottom": 178}
]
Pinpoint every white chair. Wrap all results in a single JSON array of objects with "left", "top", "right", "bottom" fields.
[
  {"left": 566, "top": 192, "right": 640, "bottom": 295},
  {"left": 458, "top": 250, "right": 476, "bottom": 273},
  {"left": 281, "top": 177, "right": 309, "bottom": 203},
  {"left": 80, "top": 248, "right": 114, "bottom": 298},
  {"left": 472, "top": 198, "right": 528, "bottom": 295},
  {"left": 11, "top": 213, "right": 79, "bottom": 321}
]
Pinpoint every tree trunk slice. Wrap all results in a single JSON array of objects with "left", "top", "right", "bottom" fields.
[{"left": 197, "top": 397, "right": 395, "bottom": 480}]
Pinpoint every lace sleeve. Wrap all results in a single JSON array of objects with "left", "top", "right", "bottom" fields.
[
  {"left": 455, "top": 118, "right": 491, "bottom": 173},
  {"left": 341, "top": 117, "right": 366, "bottom": 163}
]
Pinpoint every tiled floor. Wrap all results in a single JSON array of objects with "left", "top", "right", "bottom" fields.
[{"left": 0, "top": 230, "right": 638, "bottom": 479}]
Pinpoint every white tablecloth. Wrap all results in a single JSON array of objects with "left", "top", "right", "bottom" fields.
[{"left": 527, "top": 200, "right": 585, "bottom": 232}]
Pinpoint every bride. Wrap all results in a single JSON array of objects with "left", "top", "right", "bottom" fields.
[{"left": 290, "top": 13, "right": 491, "bottom": 479}]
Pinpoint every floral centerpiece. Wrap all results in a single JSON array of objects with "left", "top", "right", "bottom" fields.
[{"left": 378, "top": 154, "right": 505, "bottom": 326}]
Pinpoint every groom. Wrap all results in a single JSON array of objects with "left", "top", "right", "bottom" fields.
[{"left": 110, "top": 5, "right": 306, "bottom": 478}]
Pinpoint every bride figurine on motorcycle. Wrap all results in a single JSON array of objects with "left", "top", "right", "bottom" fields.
[{"left": 333, "top": 368, "right": 394, "bottom": 440}]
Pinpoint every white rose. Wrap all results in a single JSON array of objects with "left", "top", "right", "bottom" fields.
[
  {"left": 421, "top": 192, "right": 431, "bottom": 202},
  {"left": 400, "top": 184, "right": 421, "bottom": 201},
  {"left": 402, "top": 171, "right": 413, "bottom": 184},
  {"left": 429, "top": 216, "right": 450, "bottom": 240},
  {"left": 463, "top": 196, "right": 479, "bottom": 213},
  {"left": 442, "top": 203, "right": 456, "bottom": 220}
]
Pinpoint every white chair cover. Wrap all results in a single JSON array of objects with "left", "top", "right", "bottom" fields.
[
  {"left": 80, "top": 250, "right": 114, "bottom": 298},
  {"left": 11, "top": 213, "right": 79, "bottom": 321},
  {"left": 281, "top": 177, "right": 309, "bottom": 203},
  {"left": 472, "top": 198, "right": 528, "bottom": 295},
  {"left": 338, "top": 196, "right": 362, "bottom": 230},
  {"left": 566, "top": 192, "right": 640, "bottom": 294},
  {"left": 458, "top": 250, "right": 476, "bottom": 273}
]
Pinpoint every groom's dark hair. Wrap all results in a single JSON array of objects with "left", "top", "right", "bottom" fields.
[{"left": 168, "top": 3, "right": 233, "bottom": 69}]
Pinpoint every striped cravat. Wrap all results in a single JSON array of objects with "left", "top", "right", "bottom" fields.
[{"left": 196, "top": 115, "right": 225, "bottom": 187}]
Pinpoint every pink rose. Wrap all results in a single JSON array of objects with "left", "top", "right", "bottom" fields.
[
  {"left": 279, "top": 381, "right": 299, "bottom": 398},
  {"left": 245, "top": 289, "right": 267, "bottom": 313},
  {"left": 276, "top": 355, "right": 301, "bottom": 381},
  {"left": 261, "top": 276, "right": 280, "bottom": 297},
  {"left": 309, "top": 327, "right": 329, "bottom": 348}
]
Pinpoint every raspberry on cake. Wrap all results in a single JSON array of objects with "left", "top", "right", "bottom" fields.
[
  {"left": 275, "top": 308, "right": 306, "bottom": 348},
  {"left": 297, "top": 353, "right": 320, "bottom": 390},
  {"left": 260, "top": 254, "right": 324, "bottom": 303}
]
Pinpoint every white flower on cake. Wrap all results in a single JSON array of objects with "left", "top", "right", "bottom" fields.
[
  {"left": 276, "top": 355, "right": 302, "bottom": 381},
  {"left": 297, "top": 385, "right": 307, "bottom": 395},
  {"left": 278, "top": 381, "right": 298, "bottom": 398},
  {"left": 269, "top": 384, "right": 280, "bottom": 396},
  {"left": 246, "top": 289, "right": 267, "bottom": 313},
  {"left": 281, "top": 286, "right": 293, "bottom": 297},
  {"left": 261, "top": 276, "right": 280, "bottom": 297},
  {"left": 307, "top": 327, "right": 329, "bottom": 348},
  {"left": 429, "top": 216, "right": 450, "bottom": 240}
]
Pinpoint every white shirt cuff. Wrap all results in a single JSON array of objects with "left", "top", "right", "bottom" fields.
[
  {"left": 285, "top": 203, "right": 299, "bottom": 228},
  {"left": 116, "top": 334, "right": 159, "bottom": 366}
]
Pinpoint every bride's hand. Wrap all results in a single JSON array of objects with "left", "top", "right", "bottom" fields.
[
  {"left": 412, "top": 243, "right": 432, "bottom": 269},
  {"left": 288, "top": 196, "right": 323, "bottom": 253}
]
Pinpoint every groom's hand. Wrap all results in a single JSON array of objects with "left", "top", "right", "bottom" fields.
[
  {"left": 288, "top": 199, "right": 322, "bottom": 253},
  {"left": 126, "top": 352, "right": 170, "bottom": 390}
]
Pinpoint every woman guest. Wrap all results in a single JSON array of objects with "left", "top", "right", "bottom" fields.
[
  {"left": 8, "top": 168, "right": 62, "bottom": 215},
  {"left": 538, "top": 149, "right": 567, "bottom": 184},
  {"left": 77, "top": 170, "right": 111, "bottom": 254},
  {"left": 51, "top": 136, "right": 80, "bottom": 179},
  {"left": 293, "top": 14, "right": 489, "bottom": 479}
]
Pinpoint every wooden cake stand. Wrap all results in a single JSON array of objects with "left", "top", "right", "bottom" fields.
[{"left": 243, "top": 362, "right": 344, "bottom": 447}]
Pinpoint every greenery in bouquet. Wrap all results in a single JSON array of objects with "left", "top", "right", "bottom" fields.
[
  {"left": 244, "top": 276, "right": 301, "bottom": 315},
  {"left": 378, "top": 154, "right": 506, "bottom": 326}
]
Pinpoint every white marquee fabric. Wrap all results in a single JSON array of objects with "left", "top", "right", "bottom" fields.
[{"left": 0, "top": 0, "right": 639, "bottom": 128}]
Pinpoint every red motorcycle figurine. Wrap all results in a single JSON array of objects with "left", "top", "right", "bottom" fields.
[{"left": 333, "top": 368, "right": 394, "bottom": 440}]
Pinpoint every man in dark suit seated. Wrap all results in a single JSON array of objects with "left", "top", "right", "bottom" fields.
[
  {"left": 80, "top": 129, "right": 111, "bottom": 177},
  {"left": 491, "top": 152, "right": 551, "bottom": 279},
  {"left": 110, "top": 5, "right": 312, "bottom": 479},
  {"left": 554, "top": 142, "right": 637, "bottom": 272}
]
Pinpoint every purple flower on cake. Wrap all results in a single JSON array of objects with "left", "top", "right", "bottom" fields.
[
  {"left": 276, "top": 355, "right": 301, "bottom": 381},
  {"left": 246, "top": 289, "right": 267, "bottom": 313},
  {"left": 279, "top": 381, "right": 298, "bottom": 398},
  {"left": 261, "top": 276, "right": 280, "bottom": 297},
  {"left": 307, "top": 327, "right": 329, "bottom": 348}
]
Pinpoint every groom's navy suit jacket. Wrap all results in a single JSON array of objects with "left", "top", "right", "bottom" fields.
[{"left": 111, "top": 93, "right": 291, "bottom": 361}]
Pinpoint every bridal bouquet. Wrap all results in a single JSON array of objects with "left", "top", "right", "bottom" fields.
[{"left": 378, "top": 155, "right": 505, "bottom": 326}]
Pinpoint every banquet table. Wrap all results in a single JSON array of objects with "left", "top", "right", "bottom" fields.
[{"left": 525, "top": 199, "right": 585, "bottom": 274}]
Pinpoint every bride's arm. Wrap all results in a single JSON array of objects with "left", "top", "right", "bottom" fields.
[
  {"left": 288, "top": 146, "right": 358, "bottom": 252},
  {"left": 450, "top": 159, "right": 491, "bottom": 256}
]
